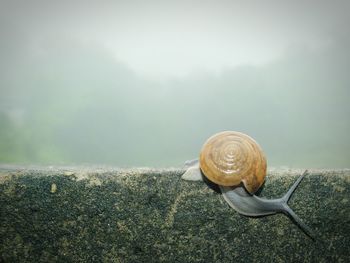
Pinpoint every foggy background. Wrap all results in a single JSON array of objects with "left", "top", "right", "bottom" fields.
[{"left": 0, "top": 0, "right": 349, "bottom": 168}]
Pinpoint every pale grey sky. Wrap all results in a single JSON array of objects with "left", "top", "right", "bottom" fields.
[{"left": 1, "top": 0, "right": 349, "bottom": 79}]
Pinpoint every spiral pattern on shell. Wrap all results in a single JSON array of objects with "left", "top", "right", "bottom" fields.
[{"left": 199, "top": 131, "right": 267, "bottom": 194}]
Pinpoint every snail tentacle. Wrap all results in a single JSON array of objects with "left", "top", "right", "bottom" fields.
[
  {"left": 281, "top": 170, "right": 308, "bottom": 203},
  {"left": 280, "top": 170, "right": 315, "bottom": 239},
  {"left": 281, "top": 202, "right": 315, "bottom": 240}
]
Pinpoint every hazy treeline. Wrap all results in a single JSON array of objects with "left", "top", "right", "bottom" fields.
[{"left": 0, "top": 34, "right": 349, "bottom": 168}]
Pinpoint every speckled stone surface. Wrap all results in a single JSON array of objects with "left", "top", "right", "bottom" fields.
[{"left": 0, "top": 165, "right": 349, "bottom": 262}]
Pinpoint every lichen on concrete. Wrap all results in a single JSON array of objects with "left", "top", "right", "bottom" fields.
[{"left": 0, "top": 166, "right": 349, "bottom": 262}]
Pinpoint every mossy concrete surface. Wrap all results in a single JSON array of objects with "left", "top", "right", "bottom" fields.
[{"left": 0, "top": 165, "right": 349, "bottom": 262}]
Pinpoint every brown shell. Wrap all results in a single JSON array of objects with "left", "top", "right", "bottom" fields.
[{"left": 199, "top": 131, "right": 267, "bottom": 194}]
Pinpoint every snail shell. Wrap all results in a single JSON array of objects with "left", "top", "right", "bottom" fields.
[{"left": 199, "top": 131, "right": 267, "bottom": 194}]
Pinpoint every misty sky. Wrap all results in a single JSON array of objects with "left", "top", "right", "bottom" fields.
[
  {"left": 0, "top": 1, "right": 349, "bottom": 168},
  {"left": 2, "top": 0, "right": 349, "bottom": 79}
]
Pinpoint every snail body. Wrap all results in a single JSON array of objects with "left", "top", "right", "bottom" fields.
[{"left": 182, "top": 131, "right": 314, "bottom": 239}]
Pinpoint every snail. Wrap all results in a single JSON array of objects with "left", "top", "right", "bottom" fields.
[{"left": 182, "top": 131, "right": 314, "bottom": 239}]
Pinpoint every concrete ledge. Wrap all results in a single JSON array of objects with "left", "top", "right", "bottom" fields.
[{"left": 0, "top": 166, "right": 349, "bottom": 262}]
